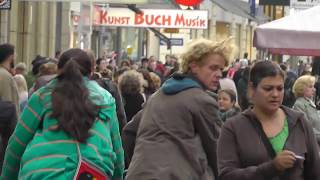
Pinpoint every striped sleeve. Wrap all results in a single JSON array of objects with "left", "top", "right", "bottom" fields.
[
  {"left": 102, "top": 98, "right": 125, "bottom": 179},
  {"left": 1, "top": 92, "right": 43, "bottom": 180}
]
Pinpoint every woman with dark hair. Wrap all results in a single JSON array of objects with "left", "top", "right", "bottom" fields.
[
  {"left": 96, "top": 57, "right": 109, "bottom": 73},
  {"left": 218, "top": 61, "right": 320, "bottom": 180},
  {"left": 1, "top": 48, "right": 124, "bottom": 180}
]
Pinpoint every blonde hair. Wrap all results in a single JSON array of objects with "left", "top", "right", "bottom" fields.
[
  {"left": 292, "top": 75, "right": 315, "bottom": 98},
  {"left": 149, "top": 72, "right": 161, "bottom": 90},
  {"left": 15, "top": 62, "right": 27, "bottom": 72},
  {"left": 13, "top": 74, "right": 28, "bottom": 93},
  {"left": 180, "top": 38, "right": 236, "bottom": 73}
]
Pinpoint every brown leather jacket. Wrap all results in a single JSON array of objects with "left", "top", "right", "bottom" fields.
[{"left": 218, "top": 106, "right": 320, "bottom": 180}]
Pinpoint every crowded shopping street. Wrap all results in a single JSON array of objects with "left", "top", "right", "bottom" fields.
[{"left": 0, "top": 0, "right": 320, "bottom": 179}]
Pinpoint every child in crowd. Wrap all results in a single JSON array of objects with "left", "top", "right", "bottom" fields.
[{"left": 218, "top": 89, "right": 240, "bottom": 121}]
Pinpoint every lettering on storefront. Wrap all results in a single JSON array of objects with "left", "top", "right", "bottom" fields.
[
  {"left": 135, "top": 13, "right": 172, "bottom": 26},
  {"left": 174, "top": 14, "right": 206, "bottom": 27},
  {"left": 99, "top": 11, "right": 130, "bottom": 25},
  {"left": 91, "top": 8, "right": 208, "bottom": 29}
]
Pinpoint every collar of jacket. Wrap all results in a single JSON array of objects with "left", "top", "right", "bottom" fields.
[
  {"left": 161, "top": 72, "right": 205, "bottom": 95},
  {"left": 0, "top": 65, "right": 11, "bottom": 74},
  {"left": 302, "top": 97, "right": 317, "bottom": 108},
  {"left": 170, "top": 72, "right": 206, "bottom": 88},
  {"left": 242, "top": 105, "right": 304, "bottom": 131}
]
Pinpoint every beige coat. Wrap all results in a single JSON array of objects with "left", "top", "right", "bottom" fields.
[{"left": 0, "top": 67, "right": 20, "bottom": 117}]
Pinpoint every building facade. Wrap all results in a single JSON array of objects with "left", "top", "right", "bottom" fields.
[
  {"left": 0, "top": 0, "right": 264, "bottom": 69},
  {"left": 0, "top": 1, "right": 71, "bottom": 70}
]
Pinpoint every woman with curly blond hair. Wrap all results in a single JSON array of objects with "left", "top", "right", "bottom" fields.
[
  {"left": 293, "top": 75, "right": 320, "bottom": 144},
  {"left": 126, "top": 38, "right": 235, "bottom": 180}
]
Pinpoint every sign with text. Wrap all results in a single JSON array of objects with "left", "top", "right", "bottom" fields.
[
  {"left": 291, "top": 0, "right": 320, "bottom": 10},
  {"left": 92, "top": 8, "right": 208, "bottom": 29},
  {"left": 160, "top": 38, "right": 184, "bottom": 46},
  {"left": 0, "top": 0, "right": 11, "bottom": 10},
  {"left": 259, "top": 0, "right": 290, "bottom": 6}
]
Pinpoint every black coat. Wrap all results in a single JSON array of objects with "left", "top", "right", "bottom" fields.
[
  {"left": 96, "top": 78, "right": 127, "bottom": 132},
  {"left": 0, "top": 100, "right": 17, "bottom": 168},
  {"left": 122, "top": 93, "right": 144, "bottom": 122}
]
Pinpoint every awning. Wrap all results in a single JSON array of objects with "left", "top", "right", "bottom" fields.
[
  {"left": 253, "top": 5, "right": 320, "bottom": 56},
  {"left": 211, "top": 0, "right": 269, "bottom": 23}
]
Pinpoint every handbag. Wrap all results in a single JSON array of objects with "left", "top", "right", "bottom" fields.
[{"left": 74, "top": 143, "right": 109, "bottom": 180}]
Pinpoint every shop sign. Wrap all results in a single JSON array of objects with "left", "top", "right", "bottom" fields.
[
  {"left": 290, "top": 0, "right": 320, "bottom": 10},
  {"left": 0, "top": 0, "right": 11, "bottom": 10},
  {"left": 160, "top": 38, "right": 184, "bottom": 46},
  {"left": 163, "top": 28, "right": 180, "bottom": 33},
  {"left": 92, "top": 8, "right": 208, "bottom": 29},
  {"left": 259, "top": 0, "right": 290, "bottom": 6}
]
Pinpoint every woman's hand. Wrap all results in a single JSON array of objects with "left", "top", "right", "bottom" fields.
[{"left": 273, "top": 150, "right": 296, "bottom": 171}]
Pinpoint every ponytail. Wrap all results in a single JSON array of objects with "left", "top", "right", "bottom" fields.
[{"left": 51, "top": 57, "right": 97, "bottom": 142}]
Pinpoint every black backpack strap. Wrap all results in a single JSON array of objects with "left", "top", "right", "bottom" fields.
[{"left": 244, "top": 114, "right": 277, "bottom": 158}]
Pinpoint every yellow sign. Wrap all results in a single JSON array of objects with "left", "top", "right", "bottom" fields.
[
  {"left": 127, "top": 45, "right": 133, "bottom": 55},
  {"left": 163, "top": 28, "right": 179, "bottom": 33}
]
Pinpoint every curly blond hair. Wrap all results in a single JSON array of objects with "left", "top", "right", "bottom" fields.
[
  {"left": 292, "top": 75, "right": 315, "bottom": 98},
  {"left": 149, "top": 72, "right": 161, "bottom": 90},
  {"left": 180, "top": 38, "right": 236, "bottom": 73}
]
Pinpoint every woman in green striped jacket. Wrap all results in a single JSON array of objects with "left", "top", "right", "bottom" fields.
[{"left": 1, "top": 48, "right": 124, "bottom": 180}]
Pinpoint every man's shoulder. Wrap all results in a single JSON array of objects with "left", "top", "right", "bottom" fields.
[
  {"left": 87, "top": 79, "right": 115, "bottom": 105},
  {"left": 184, "top": 88, "right": 218, "bottom": 106},
  {"left": 0, "top": 67, "right": 12, "bottom": 79}
]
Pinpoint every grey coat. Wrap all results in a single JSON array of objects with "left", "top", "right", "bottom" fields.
[
  {"left": 126, "top": 80, "right": 222, "bottom": 180},
  {"left": 293, "top": 97, "right": 320, "bottom": 144}
]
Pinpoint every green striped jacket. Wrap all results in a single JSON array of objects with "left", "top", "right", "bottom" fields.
[{"left": 1, "top": 77, "right": 124, "bottom": 180}]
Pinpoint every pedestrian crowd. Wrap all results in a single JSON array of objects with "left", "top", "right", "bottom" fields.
[{"left": 0, "top": 39, "right": 320, "bottom": 180}]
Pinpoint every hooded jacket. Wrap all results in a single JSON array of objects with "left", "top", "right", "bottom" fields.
[
  {"left": 126, "top": 73, "right": 222, "bottom": 180},
  {"left": 218, "top": 106, "right": 320, "bottom": 180}
]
